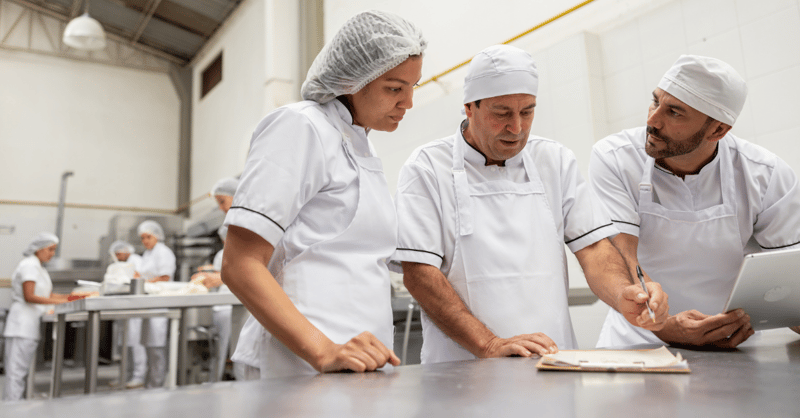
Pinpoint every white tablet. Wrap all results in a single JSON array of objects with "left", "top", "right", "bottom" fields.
[{"left": 723, "top": 248, "right": 800, "bottom": 330}]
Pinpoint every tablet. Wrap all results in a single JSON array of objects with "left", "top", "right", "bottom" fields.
[{"left": 723, "top": 248, "right": 800, "bottom": 330}]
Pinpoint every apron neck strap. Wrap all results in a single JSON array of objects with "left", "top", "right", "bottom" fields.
[
  {"left": 639, "top": 140, "right": 733, "bottom": 205},
  {"left": 452, "top": 124, "right": 538, "bottom": 236}
]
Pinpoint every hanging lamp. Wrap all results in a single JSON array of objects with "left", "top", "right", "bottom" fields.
[{"left": 63, "top": 12, "right": 107, "bottom": 51}]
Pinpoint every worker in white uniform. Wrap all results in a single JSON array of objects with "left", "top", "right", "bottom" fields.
[
  {"left": 590, "top": 55, "right": 800, "bottom": 348},
  {"left": 127, "top": 220, "right": 176, "bottom": 388},
  {"left": 189, "top": 177, "right": 240, "bottom": 381},
  {"left": 104, "top": 240, "right": 143, "bottom": 286},
  {"left": 3, "top": 233, "right": 70, "bottom": 401},
  {"left": 393, "top": 45, "right": 669, "bottom": 364},
  {"left": 222, "top": 10, "right": 426, "bottom": 378},
  {"left": 102, "top": 240, "right": 145, "bottom": 385}
]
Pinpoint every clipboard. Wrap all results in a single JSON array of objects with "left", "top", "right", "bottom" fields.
[{"left": 536, "top": 346, "right": 690, "bottom": 373}]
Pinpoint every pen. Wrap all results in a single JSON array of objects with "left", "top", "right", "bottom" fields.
[{"left": 636, "top": 265, "right": 656, "bottom": 323}]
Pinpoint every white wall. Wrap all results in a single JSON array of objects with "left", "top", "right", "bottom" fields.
[
  {"left": 0, "top": 5, "right": 179, "bottom": 277},
  {"left": 189, "top": 0, "right": 301, "bottom": 222}
]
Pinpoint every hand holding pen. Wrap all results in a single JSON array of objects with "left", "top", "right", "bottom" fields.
[{"left": 636, "top": 265, "right": 656, "bottom": 323}]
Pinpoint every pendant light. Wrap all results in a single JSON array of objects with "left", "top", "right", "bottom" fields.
[{"left": 63, "top": 3, "right": 107, "bottom": 51}]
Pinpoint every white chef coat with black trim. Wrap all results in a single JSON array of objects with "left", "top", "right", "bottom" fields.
[
  {"left": 590, "top": 126, "right": 800, "bottom": 347},
  {"left": 393, "top": 128, "right": 617, "bottom": 361},
  {"left": 225, "top": 99, "right": 396, "bottom": 377}
]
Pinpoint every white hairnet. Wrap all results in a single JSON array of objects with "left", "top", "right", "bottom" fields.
[
  {"left": 137, "top": 220, "right": 165, "bottom": 241},
  {"left": 109, "top": 240, "right": 134, "bottom": 256},
  {"left": 658, "top": 55, "right": 747, "bottom": 126},
  {"left": 301, "top": 10, "right": 427, "bottom": 104},
  {"left": 211, "top": 177, "right": 238, "bottom": 197},
  {"left": 464, "top": 45, "right": 538, "bottom": 104},
  {"left": 23, "top": 232, "right": 59, "bottom": 257}
]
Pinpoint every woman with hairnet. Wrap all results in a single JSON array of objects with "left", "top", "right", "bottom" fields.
[
  {"left": 126, "top": 220, "right": 176, "bottom": 389},
  {"left": 104, "top": 240, "right": 143, "bottom": 286},
  {"left": 3, "top": 233, "right": 71, "bottom": 400},
  {"left": 102, "top": 240, "right": 145, "bottom": 386},
  {"left": 222, "top": 10, "right": 426, "bottom": 378}
]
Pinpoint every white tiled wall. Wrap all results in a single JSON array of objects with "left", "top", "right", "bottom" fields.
[{"left": 598, "top": 0, "right": 800, "bottom": 158}]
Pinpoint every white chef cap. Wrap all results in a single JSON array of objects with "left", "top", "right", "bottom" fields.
[
  {"left": 301, "top": 10, "right": 427, "bottom": 104},
  {"left": 137, "top": 220, "right": 165, "bottom": 241},
  {"left": 23, "top": 232, "right": 59, "bottom": 257},
  {"left": 217, "top": 225, "right": 228, "bottom": 241},
  {"left": 211, "top": 177, "right": 238, "bottom": 197},
  {"left": 657, "top": 55, "right": 747, "bottom": 126},
  {"left": 109, "top": 240, "right": 134, "bottom": 255},
  {"left": 463, "top": 45, "right": 538, "bottom": 104}
]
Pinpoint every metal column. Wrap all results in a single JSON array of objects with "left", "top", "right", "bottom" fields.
[
  {"left": 84, "top": 311, "right": 100, "bottom": 393},
  {"left": 50, "top": 313, "right": 66, "bottom": 398}
]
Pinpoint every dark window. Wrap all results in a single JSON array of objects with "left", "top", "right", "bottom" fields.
[{"left": 201, "top": 53, "right": 223, "bottom": 98}]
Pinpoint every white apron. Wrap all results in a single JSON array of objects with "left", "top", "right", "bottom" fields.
[
  {"left": 255, "top": 105, "right": 397, "bottom": 378},
  {"left": 598, "top": 144, "right": 743, "bottom": 347},
  {"left": 420, "top": 133, "right": 577, "bottom": 364}
]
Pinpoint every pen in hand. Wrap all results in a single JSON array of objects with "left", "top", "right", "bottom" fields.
[{"left": 636, "top": 265, "right": 656, "bottom": 323}]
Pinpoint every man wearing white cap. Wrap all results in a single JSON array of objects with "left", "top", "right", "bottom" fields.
[
  {"left": 590, "top": 55, "right": 800, "bottom": 348},
  {"left": 393, "top": 45, "right": 669, "bottom": 364}
]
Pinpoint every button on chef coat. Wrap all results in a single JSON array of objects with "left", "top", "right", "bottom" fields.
[
  {"left": 4, "top": 256, "right": 53, "bottom": 340},
  {"left": 226, "top": 99, "right": 396, "bottom": 377},
  {"left": 393, "top": 128, "right": 617, "bottom": 361},
  {"left": 590, "top": 126, "right": 800, "bottom": 347}
]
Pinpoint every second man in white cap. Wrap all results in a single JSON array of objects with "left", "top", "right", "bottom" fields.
[
  {"left": 590, "top": 55, "right": 800, "bottom": 348},
  {"left": 392, "top": 45, "right": 669, "bottom": 364}
]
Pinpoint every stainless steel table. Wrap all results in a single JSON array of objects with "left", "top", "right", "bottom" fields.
[
  {"left": 9, "top": 329, "right": 798, "bottom": 417},
  {"left": 50, "top": 293, "right": 244, "bottom": 397},
  {"left": 39, "top": 309, "right": 180, "bottom": 398}
]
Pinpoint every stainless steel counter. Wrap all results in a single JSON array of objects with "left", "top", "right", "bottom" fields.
[
  {"left": 50, "top": 293, "right": 244, "bottom": 397},
  {"left": 7, "top": 329, "right": 799, "bottom": 417}
]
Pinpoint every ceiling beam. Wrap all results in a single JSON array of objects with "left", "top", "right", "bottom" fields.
[
  {"left": 130, "top": 0, "right": 162, "bottom": 44},
  {"left": 7, "top": 0, "right": 186, "bottom": 65},
  {"left": 68, "top": 0, "right": 82, "bottom": 19}
]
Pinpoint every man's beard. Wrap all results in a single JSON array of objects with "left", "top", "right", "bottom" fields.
[{"left": 645, "top": 118, "right": 713, "bottom": 159}]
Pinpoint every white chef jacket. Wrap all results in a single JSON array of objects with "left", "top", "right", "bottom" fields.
[
  {"left": 393, "top": 128, "right": 617, "bottom": 359},
  {"left": 590, "top": 126, "right": 800, "bottom": 346},
  {"left": 4, "top": 256, "right": 53, "bottom": 340},
  {"left": 226, "top": 99, "right": 396, "bottom": 376},
  {"left": 138, "top": 243, "right": 175, "bottom": 281},
  {"left": 104, "top": 254, "right": 142, "bottom": 285}
]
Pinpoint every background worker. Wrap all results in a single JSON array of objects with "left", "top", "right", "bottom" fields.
[
  {"left": 3, "top": 233, "right": 71, "bottom": 401},
  {"left": 127, "top": 220, "right": 176, "bottom": 388}
]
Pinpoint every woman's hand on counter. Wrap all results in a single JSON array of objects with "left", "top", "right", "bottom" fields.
[{"left": 316, "top": 331, "right": 401, "bottom": 373}]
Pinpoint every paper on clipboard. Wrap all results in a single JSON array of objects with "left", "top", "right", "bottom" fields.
[{"left": 536, "top": 346, "right": 690, "bottom": 373}]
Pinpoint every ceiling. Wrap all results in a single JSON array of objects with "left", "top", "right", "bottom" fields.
[{"left": 17, "top": 0, "right": 243, "bottom": 65}]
